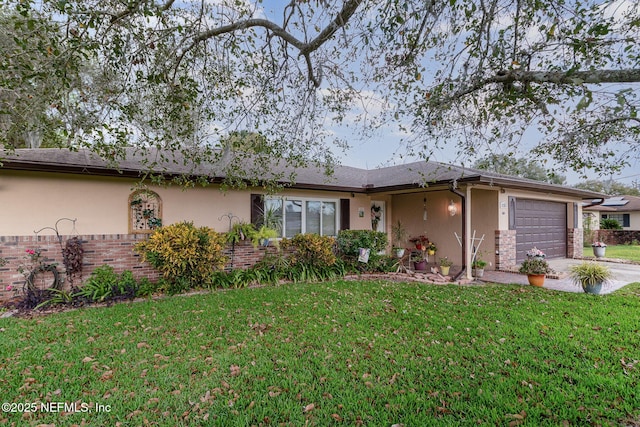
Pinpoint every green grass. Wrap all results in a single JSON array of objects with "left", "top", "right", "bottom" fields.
[
  {"left": 594, "top": 244, "right": 640, "bottom": 262},
  {"left": 1, "top": 281, "right": 640, "bottom": 426}
]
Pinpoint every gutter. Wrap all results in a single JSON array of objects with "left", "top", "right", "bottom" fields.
[
  {"left": 582, "top": 197, "right": 606, "bottom": 208},
  {"left": 449, "top": 181, "right": 466, "bottom": 281}
]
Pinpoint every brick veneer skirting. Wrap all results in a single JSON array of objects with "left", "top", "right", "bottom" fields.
[
  {"left": 495, "top": 230, "right": 517, "bottom": 270},
  {"left": 567, "top": 228, "right": 583, "bottom": 258},
  {"left": 595, "top": 230, "right": 640, "bottom": 245},
  {"left": 0, "top": 234, "right": 279, "bottom": 302}
]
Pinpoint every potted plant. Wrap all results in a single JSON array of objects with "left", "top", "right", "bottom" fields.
[
  {"left": 409, "top": 235, "right": 429, "bottom": 250},
  {"left": 412, "top": 253, "right": 427, "bottom": 271},
  {"left": 391, "top": 220, "right": 408, "bottom": 257},
  {"left": 591, "top": 241, "right": 607, "bottom": 258},
  {"left": 439, "top": 257, "right": 453, "bottom": 276},
  {"left": 472, "top": 259, "right": 487, "bottom": 278},
  {"left": 371, "top": 204, "right": 382, "bottom": 231},
  {"left": 518, "top": 257, "right": 553, "bottom": 287},
  {"left": 526, "top": 247, "right": 546, "bottom": 260},
  {"left": 226, "top": 222, "right": 256, "bottom": 245},
  {"left": 251, "top": 225, "right": 279, "bottom": 248},
  {"left": 570, "top": 262, "right": 612, "bottom": 294},
  {"left": 427, "top": 242, "right": 437, "bottom": 256}
]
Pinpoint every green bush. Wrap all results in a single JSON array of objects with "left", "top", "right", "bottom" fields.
[
  {"left": 600, "top": 218, "right": 622, "bottom": 229},
  {"left": 336, "top": 230, "right": 388, "bottom": 257},
  {"left": 335, "top": 230, "right": 389, "bottom": 273},
  {"left": 282, "top": 234, "right": 337, "bottom": 267},
  {"left": 136, "top": 277, "right": 159, "bottom": 298},
  {"left": 135, "top": 221, "right": 227, "bottom": 289}
]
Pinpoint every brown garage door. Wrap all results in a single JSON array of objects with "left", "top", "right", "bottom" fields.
[{"left": 513, "top": 198, "right": 567, "bottom": 262}]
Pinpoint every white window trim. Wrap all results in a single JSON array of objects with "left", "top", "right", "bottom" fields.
[{"left": 266, "top": 196, "right": 340, "bottom": 237}]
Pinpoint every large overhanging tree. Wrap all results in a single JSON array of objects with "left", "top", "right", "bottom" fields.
[{"left": 1, "top": 0, "right": 638, "bottom": 186}]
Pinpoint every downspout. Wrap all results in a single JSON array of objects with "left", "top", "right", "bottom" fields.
[{"left": 449, "top": 181, "right": 466, "bottom": 281}]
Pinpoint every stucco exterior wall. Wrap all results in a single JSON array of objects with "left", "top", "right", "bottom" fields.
[
  {"left": 391, "top": 191, "right": 463, "bottom": 265},
  {"left": 470, "top": 187, "right": 499, "bottom": 269},
  {"left": 0, "top": 170, "right": 373, "bottom": 236}
]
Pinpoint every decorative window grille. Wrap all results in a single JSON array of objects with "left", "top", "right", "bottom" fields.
[{"left": 129, "top": 190, "right": 162, "bottom": 233}]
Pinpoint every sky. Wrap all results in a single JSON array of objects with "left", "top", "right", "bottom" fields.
[{"left": 255, "top": 1, "right": 640, "bottom": 189}]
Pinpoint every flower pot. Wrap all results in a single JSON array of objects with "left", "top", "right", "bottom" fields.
[
  {"left": 413, "top": 260, "right": 427, "bottom": 271},
  {"left": 440, "top": 266, "right": 450, "bottom": 276},
  {"left": 583, "top": 282, "right": 604, "bottom": 294},
  {"left": 474, "top": 268, "right": 484, "bottom": 278},
  {"left": 527, "top": 274, "right": 545, "bottom": 287},
  {"left": 592, "top": 246, "right": 606, "bottom": 258},
  {"left": 395, "top": 248, "right": 405, "bottom": 258},
  {"left": 427, "top": 250, "right": 436, "bottom": 256},
  {"left": 259, "top": 238, "right": 270, "bottom": 247}
]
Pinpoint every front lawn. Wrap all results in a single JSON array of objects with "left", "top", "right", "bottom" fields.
[
  {"left": 1, "top": 281, "right": 639, "bottom": 426},
  {"left": 585, "top": 244, "right": 640, "bottom": 262}
]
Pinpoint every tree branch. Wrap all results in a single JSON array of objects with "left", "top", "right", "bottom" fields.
[
  {"left": 438, "top": 68, "right": 640, "bottom": 107},
  {"left": 299, "top": 0, "right": 364, "bottom": 55},
  {"left": 175, "top": 0, "right": 364, "bottom": 86}
]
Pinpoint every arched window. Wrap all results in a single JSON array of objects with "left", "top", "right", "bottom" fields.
[{"left": 129, "top": 189, "right": 162, "bottom": 234}]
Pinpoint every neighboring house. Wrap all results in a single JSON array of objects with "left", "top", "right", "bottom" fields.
[
  {"left": 0, "top": 148, "right": 604, "bottom": 289},
  {"left": 584, "top": 196, "right": 640, "bottom": 230}
]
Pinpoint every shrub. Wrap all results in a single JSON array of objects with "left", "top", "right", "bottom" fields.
[
  {"left": 336, "top": 230, "right": 388, "bottom": 257},
  {"left": 282, "top": 234, "right": 337, "bottom": 267},
  {"left": 135, "top": 221, "right": 227, "bottom": 289},
  {"left": 600, "top": 218, "right": 622, "bottom": 229}
]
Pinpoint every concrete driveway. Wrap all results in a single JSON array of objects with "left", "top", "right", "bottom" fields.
[{"left": 481, "top": 258, "right": 640, "bottom": 294}]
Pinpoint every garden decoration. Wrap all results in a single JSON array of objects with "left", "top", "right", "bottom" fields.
[
  {"left": 592, "top": 241, "right": 607, "bottom": 258},
  {"left": 370, "top": 204, "right": 382, "bottom": 231},
  {"left": 519, "top": 255, "right": 554, "bottom": 287}
]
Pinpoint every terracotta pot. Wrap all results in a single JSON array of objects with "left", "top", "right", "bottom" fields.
[{"left": 527, "top": 274, "right": 545, "bottom": 287}]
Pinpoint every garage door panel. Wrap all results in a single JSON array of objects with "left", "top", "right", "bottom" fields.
[{"left": 515, "top": 199, "right": 566, "bottom": 261}]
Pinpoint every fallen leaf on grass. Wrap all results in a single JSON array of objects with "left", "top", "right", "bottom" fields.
[
  {"left": 303, "top": 403, "right": 315, "bottom": 413},
  {"left": 100, "top": 370, "right": 114, "bottom": 380},
  {"left": 230, "top": 365, "right": 241, "bottom": 376}
]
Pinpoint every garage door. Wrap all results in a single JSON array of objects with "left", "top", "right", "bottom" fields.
[{"left": 512, "top": 198, "right": 567, "bottom": 262}]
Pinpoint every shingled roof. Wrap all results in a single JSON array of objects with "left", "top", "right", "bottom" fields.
[
  {"left": 585, "top": 195, "right": 640, "bottom": 212},
  {"left": 1, "top": 148, "right": 604, "bottom": 198}
]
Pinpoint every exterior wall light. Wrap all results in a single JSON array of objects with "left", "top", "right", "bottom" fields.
[{"left": 448, "top": 200, "right": 458, "bottom": 216}]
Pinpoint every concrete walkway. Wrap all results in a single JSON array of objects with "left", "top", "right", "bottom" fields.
[{"left": 480, "top": 258, "right": 640, "bottom": 294}]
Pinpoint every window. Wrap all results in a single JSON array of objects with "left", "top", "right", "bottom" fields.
[
  {"left": 258, "top": 196, "right": 339, "bottom": 237},
  {"left": 129, "top": 189, "right": 162, "bottom": 234},
  {"left": 602, "top": 213, "right": 630, "bottom": 228}
]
